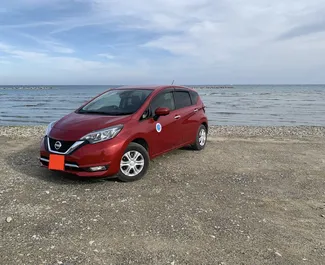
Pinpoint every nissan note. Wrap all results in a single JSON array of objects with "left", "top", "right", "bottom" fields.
[{"left": 39, "top": 85, "right": 208, "bottom": 182}]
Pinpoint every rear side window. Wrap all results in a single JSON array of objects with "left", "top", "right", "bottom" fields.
[
  {"left": 173, "top": 91, "right": 192, "bottom": 109},
  {"left": 189, "top": 90, "right": 199, "bottom": 104}
]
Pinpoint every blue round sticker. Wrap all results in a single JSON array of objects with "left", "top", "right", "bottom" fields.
[{"left": 156, "top": 123, "right": 162, "bottom": 133}]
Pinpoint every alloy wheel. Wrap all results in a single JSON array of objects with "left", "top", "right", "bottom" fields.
[
  {"left": 198, "top": 128, "right": 206, "bottom": 146},
  {"left": 120, "top": 150, "right": 145, "bottom": 177}
]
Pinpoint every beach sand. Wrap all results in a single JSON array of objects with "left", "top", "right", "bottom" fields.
[{"left": 1, "top": 125, "right": 325, "bottom": 265}]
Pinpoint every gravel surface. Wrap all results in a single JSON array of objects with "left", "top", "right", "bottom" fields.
[
  {"left": 1, "top": 125, "right": 325, "bottom": 139},
  {"left": 1, "top": 126, "right": 325, "bottom": 265}
]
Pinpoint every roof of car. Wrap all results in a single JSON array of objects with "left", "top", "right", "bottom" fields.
[{"left": 114, "top": 85, "right": 194, "bottom": 91}]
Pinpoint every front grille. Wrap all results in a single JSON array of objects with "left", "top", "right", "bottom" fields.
[{"left": 48, "top": 137, "right": 75, "bottom": 153}]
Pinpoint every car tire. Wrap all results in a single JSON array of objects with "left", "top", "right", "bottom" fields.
[
  {"left": 117, "top": 142, "right": 149, "bottom": 182},
  {"left": 191, "top": 124, "right": 207, "bottom": 151}
]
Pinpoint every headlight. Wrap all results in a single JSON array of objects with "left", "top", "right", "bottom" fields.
[
  {"left": 80, "top": 124, "right": 123, "bottom": 144},
  {"left": 45, "top": 121, "right": 57, "bottom": 136}
]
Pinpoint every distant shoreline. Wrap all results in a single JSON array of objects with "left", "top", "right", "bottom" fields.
[
  {"left": 0, "top": 85, "right": 235, "bottom": 90},
  {"left": 191, "top": 85, "right": 234, "bottom": 89},
  {"left": 0, "top": 86, "right": 54, "bottom": 90}
]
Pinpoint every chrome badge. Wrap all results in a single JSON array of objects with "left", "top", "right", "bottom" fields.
[{"left": 54, "top": 141, "right": 62, "bottom": 150}]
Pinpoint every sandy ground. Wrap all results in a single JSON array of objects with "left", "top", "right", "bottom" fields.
[{"left": 1, "top": 126, "right": 325, "bottom": 265}]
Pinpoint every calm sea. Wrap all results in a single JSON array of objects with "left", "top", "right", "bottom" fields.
[{"left": 0, "top": 85, "right": 325, "bottom": 126}]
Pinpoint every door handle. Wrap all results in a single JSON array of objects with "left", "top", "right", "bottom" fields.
[
  {"left": 174, "top": 115, "right": 181, "bottom": 119},
  {"left": 194, "top": 108, "right": 198, "bottom": 112}
]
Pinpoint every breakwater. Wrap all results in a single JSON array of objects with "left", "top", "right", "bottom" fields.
[
  {"left": 0, "top": 86, "right": 54, "bottom": 90},
  {"left": 191, "top": 85, "right": 234, "bottom": 89}
]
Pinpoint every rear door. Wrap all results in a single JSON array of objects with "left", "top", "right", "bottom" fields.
[
  {"left": 143, "top": 88, "right": 180, "bottom": 157},
  {"left": 172, "top": 89, "right": 199, "bottom": 145}
]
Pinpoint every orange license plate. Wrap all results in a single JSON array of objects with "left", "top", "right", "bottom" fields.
[{"left": 49, "top": 154, "right": 65, "bottom": 171}]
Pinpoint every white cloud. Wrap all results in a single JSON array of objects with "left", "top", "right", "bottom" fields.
[
  {"left": 0, "top": 55, "right": 11, "bottom": 64},
  {"left": 19, "top": 33, "right": 75, "bottom": 54},
  {"left": 98, "top": 53, "right": 115, "bottom": 59},
  {"left": 44, "top": 42, "right": 75, "bottom": 54},
  {"left": 0, "top": 42, "right": 48, "bottom": 60},
  {"left": 1, "top": 0, "right": 72, "bottom": 9},
  {"left": 0, "top": 42, "right": 153, "bottom": 84},
  {"left": 0, "top": 42, "right": 108, "bottom": 70},
  {"left": 89, "top": 0, "right": 325, "bottom": 70},
  {"left": 1, "top": 0, "right": 325, "bottom": 83}
]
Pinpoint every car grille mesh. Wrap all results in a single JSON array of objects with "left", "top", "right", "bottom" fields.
[{"left": 48, "top": 137, "right": 75, "bottom": 152}]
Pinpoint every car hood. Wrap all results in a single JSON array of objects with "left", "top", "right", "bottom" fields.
[{"left": 49, "top": 112, "right": 132, "bottom": 141}]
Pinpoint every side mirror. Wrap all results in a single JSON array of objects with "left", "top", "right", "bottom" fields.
[
  {"left": 155, "top": 107, "right": 170, "bottom": 116},
  {"left": 153, "top": 107, "right": 170, "bottom": 121}
]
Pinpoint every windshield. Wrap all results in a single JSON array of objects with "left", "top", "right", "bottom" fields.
[{"left": 78, "top": 89, "right": 153, "bottom": 115}]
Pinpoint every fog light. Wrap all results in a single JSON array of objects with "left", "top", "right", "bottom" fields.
[{"left": 88, "top": 166, "right": 107, "bottom": 172}]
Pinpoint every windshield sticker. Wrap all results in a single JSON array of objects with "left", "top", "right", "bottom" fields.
[{"left": 156, "top": 123, "right": 162, "bottom": 133}]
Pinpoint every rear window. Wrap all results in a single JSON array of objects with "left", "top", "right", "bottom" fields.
[
  {"left": 189, "top": 90, "right": 199, "bottom": 104},
  {"left": 174, "top": 91, "right": 192, "bottom": 109}
]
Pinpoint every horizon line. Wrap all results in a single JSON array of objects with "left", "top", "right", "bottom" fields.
[{"left": 1, "top": 83, "right": 325, "bottom": 86}]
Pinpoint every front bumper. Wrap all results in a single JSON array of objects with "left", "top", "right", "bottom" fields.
[{"left": 39, "top": 135, "right": 127, "bottom": 177}]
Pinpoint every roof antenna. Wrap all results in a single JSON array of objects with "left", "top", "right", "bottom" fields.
[{"left": 171, "top": 80, "right": 174, "bottom": 85}]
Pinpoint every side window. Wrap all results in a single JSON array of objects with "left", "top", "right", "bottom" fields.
[
  {"left": 189, "top": 90, "right": 199, "bottom": 105},
  {"left": 174, "top": 91, "right": 192, "bottom": 109},
  {"left": 140, "top": 108, "right": 150, "bottom": 120},
  {"left": 150, "top": 92, "right": 175, "bottom": 113}
]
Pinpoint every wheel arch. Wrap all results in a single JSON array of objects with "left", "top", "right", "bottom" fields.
[
  {"left": 201, "top": 120, "right": 208, "bottom": 134},
  {"left": 130, "top": 137, "right": 149, "bottom": 152}
]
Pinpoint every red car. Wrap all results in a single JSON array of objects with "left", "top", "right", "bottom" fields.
[{"left": 39, "top": 85, "right": 208, "bottom": 182}]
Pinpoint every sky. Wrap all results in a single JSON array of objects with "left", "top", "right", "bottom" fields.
[{"left": 0, "top": 0, "right": 325, "bottom": 85}]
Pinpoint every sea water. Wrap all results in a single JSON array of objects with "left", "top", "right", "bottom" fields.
[{"left": 0, "top": 85, "right": 325, "bottom": 126}]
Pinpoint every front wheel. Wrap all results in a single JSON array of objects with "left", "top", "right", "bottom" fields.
[
  {"left": 191, "top": 124, "right": 207, "bottom": 150},
  {"left": 117, "top": 142, "right": 149, "bottom": 182}
]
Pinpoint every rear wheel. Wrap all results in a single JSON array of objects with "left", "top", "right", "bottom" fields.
[
  {"left": 117, "top": 142, "right": 149, "bottom": 182},
  {"left": 191, "top": 124, "right": 207, "bottom": 150}
]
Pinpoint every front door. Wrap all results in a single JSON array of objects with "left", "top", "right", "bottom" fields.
[{"left": 144, "top": 89, "right": 180, "bottom": 157}]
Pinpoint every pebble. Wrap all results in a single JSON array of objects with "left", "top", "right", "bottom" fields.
[
  {"left": 6, "top": 217, "right": 12, "bottom": 223},
  {"left": 208, "top": 126, "right": 325, "bottom": 138},
  {"left": 1, "top": 125, "right": 325, "bottom": 139}
]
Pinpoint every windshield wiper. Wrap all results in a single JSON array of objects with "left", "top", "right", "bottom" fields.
[
  {"left": 112, "top": 112, "right": 134, "bottom": 115},
  {"left": 78, "top": 110, "right": 133, "bottom": 116},
  {"left": 78, "top": 110, "right": 112, "bottom": 115}
]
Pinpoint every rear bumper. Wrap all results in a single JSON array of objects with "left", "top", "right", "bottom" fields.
[{"left": 39, "top": 135, "right": 127, "bottom": 177}]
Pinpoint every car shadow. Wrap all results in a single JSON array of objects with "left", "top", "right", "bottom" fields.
[
  {"left": 179, "top": 145, "right": 194, "bottom": 151},
  {"left": 5, "top": 143, "right": 118, "bottom": 185},
  {"left": 5, "top": 140, "right": 205, "bottom": 185}
]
